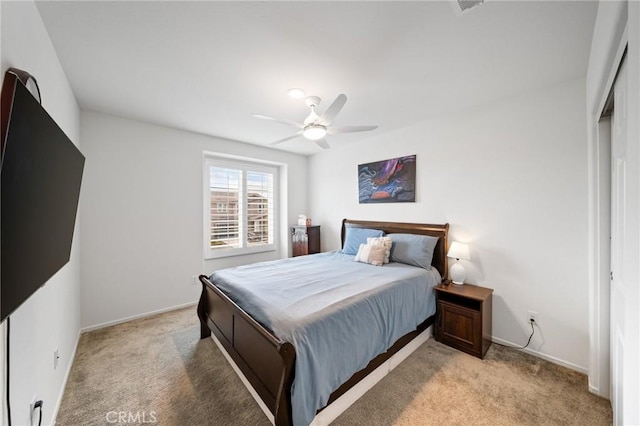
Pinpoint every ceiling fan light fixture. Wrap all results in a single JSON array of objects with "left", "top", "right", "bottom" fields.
[
  {"left": 254, "top": 93, "right": 378, "bottom": 149},
  {"left": 287, "top": 88, "right": 305, "bottom": 99},
  {"left": 303, "top": 124, "right": 327, "bottom": 140}
]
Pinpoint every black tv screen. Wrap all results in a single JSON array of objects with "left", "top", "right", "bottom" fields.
[{"left": 1, "top": 80, "right": 85, "bottom": 322}]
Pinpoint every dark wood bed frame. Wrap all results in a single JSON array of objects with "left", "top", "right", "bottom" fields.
[{"left": 197, "top": 219, "right": 449, "bottom": 425}]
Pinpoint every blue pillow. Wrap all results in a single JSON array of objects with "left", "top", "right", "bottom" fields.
[
  {"left": 342, "top": 227, "right": 384, "bottom": 255},
  {"left": 389, "top": 233, "right": 439, "bottom": 269}
]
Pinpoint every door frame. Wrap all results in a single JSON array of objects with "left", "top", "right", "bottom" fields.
[{"left": 587, "top": 22, "right": 628, "bottom": 398}]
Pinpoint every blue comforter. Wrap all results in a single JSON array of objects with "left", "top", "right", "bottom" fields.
[{"left": 210, "top": 251, "right": 440, "bottom": 425}]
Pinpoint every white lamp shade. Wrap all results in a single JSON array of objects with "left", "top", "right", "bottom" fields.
[{"left": 447, "top": 241, "right": 470, "bottom": 260}]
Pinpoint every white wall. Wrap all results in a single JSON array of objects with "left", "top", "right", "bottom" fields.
[
  {"left": 79, "top": 111, "right": 308, "bottom": 329},
  {"left": 1, "top": 1, "right": 82, "bottom": 425},
  {"left": 308, "top": 78, "right": 589, "bottom": 371}
]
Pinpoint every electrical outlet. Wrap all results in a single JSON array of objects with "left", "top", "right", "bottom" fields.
[
  {"left": 527, "top": 310, "right": 538, "bottom": 324},
  {"left": 191, "top": 275, "right": 198, "bottom": 286},
  {"left": 54, "top": 348, "right": 59, "bottom": 370}
]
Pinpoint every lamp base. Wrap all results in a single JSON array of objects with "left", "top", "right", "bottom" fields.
[{"left": 450, "top": 261, "right": 466, "bottom": 285}]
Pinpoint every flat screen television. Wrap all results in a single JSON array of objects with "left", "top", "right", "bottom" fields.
[{"left": 1, "top": 77, "right": 85, "bottom": 322}]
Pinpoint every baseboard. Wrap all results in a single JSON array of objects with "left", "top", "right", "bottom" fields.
[
  {"left": 210, "top": 326, "right": 432, "bottom": 426},
  {"left": 51, "top": 328, "right": 81, "bottom": 426},
  {"left": 491, "top": 336, "right": 588, "bottom": 374},
  {"left": 81, "top": 301, "right": 198, "bottom": 333}
]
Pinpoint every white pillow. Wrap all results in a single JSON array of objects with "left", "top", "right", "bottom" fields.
[
  {"left": 367, "top": 236, "right": 393, "bottom": 264},
  {"left": 354, "top": 243, "right": 386, "bottom": 266}
]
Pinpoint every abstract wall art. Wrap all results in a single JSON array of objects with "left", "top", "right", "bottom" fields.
[{"left": 358, "top": 155, "right": 416, "bottom": 203}]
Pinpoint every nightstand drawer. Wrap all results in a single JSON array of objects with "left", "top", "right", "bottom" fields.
[{"left": 438, "top": 300, "right": 482, "bottom": 355}]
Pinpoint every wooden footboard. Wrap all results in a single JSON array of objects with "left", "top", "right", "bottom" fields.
[{"left": 197, "top": 274, "right": 295, "bottom": 426}]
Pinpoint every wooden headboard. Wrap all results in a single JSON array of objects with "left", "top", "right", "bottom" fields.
[{"left": 341, "top": 218, "right": 449, "bottom": 281}]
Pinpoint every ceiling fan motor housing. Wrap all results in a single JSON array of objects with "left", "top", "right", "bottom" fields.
[{"left": 304, "top": 96, "right": 321, "bottom": 108}]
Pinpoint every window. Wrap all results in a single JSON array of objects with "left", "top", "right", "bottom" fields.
[{"left": 204, "top": 155, "right": 277, "bottom": 258}]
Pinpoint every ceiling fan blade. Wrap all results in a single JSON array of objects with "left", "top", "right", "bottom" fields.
[
  {"left": 328, "top": 125, "right": 378, "bottom": 135},
  {"left": 315, "top": 138, "right": 330, "bottom": 149},
  {"left": 252, "top": 113, "right": 303, "bottom": 129},
  {"left": 318, "top": 94, "right": 347, "bottom": 125},
  {"left": 269, "top": 131, "right": 303, "bottom": 146}
]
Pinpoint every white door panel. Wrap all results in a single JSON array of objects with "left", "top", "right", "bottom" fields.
[{"left": 610, "top": 57, "right": 627, "bottom": 426}]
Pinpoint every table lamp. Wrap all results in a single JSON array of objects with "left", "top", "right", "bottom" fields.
[{"left": 447, "top": 242, "right": 470, "bottom": 285}]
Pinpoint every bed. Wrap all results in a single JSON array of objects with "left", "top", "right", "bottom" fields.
[{"left": 197, "top": 219, "right": 449, "bottom": 425}]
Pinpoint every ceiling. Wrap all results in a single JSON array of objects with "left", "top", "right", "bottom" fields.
[{"left": 36, "top": 1, "right": 598, "bottom": 155}]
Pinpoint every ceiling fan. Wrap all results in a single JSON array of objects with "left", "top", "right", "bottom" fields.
[{"left": 252, "top": 94, "right": 378, "bottom": 150}]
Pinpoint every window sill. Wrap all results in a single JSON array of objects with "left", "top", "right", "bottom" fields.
[{"left": 205, "top": 245, "right": 277, "bottom": 260}]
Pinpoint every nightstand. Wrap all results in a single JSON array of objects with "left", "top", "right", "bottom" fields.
[
  {"left": 291, "top": 225, "right": 320, "bottom": 257},
  {"left": 434, "top": 283, "right": 493, "bottom": 359}
]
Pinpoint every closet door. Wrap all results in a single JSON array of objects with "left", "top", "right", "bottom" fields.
[{"left": 610, "top": 57, "right": 628, "bottom": 426}]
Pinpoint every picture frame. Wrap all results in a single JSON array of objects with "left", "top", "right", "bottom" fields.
[{"left": 358, "top": 155, "right": 416, "bottom": 203}]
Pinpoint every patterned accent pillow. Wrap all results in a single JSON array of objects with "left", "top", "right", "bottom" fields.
[
  {"left": 367, "top": 236, "right": 393, "bottom": 264},
  {"left": 354, "top": 243, "right": 386, "bottom": 266}
]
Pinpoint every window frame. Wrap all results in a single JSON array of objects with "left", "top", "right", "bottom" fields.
[{"left": 203, "top": 154, "right": 279, "bottom": 259}]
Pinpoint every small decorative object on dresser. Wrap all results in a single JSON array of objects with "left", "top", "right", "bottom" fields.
[
  {"left": 435, "top": 283, "right": 493, "bottom": 359},
  {"left": 447, "top": 241, "right": 470, "bottom": 284},
  {"left": 292, "top": 225, "right": 320, "bottom": 257}
]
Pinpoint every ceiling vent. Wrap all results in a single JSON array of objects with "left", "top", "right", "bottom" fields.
[{"left": 450, "top": 0, "right": 485, "bottom": 15}]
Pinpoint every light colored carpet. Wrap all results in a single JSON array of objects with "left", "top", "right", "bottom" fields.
[{"left": 56, "top": 306, "right": 612, "bottom": 425}]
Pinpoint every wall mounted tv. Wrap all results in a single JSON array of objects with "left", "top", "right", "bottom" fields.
[{"left": 1, "top": 72, "right": 85, "bottom": 322}]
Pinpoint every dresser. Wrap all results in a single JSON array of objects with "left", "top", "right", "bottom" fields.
[{"left": 291, "top": 225, "right": 321, "bottom": 257}]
